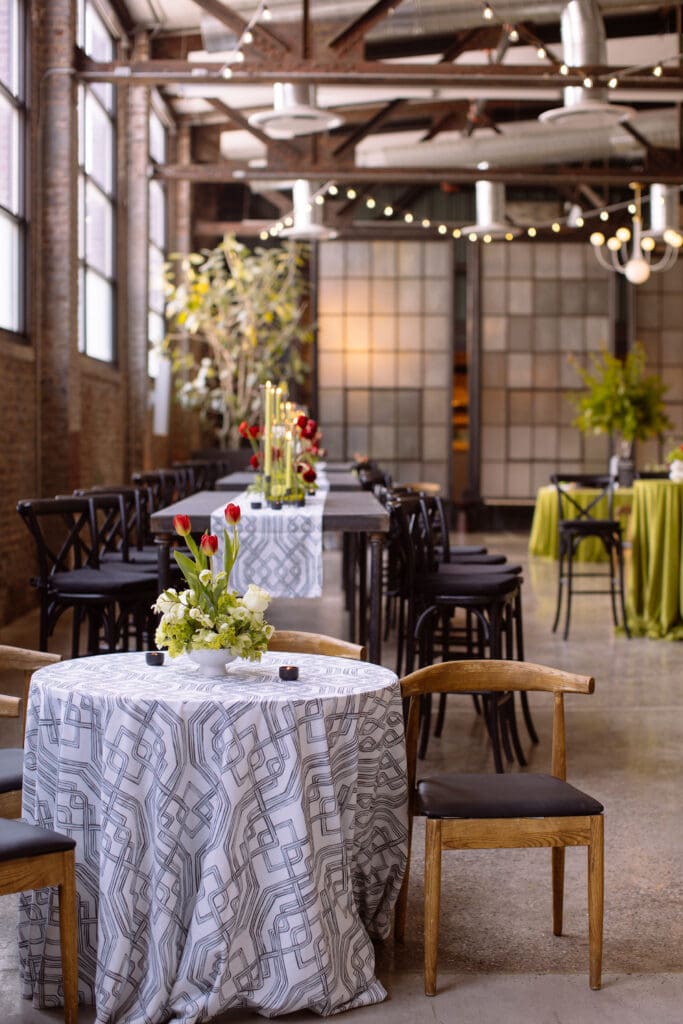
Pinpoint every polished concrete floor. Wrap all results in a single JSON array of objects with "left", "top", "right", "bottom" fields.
[{"left": 0, "top": 531, "right": 681, "bottom": 1023}]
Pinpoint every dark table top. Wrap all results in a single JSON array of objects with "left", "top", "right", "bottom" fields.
[
  {"left": 215, "top": 470, "right": 360, "bottom": 492},
  {"left": 151, "top": 489, "right": 389, "bottom": 535}
]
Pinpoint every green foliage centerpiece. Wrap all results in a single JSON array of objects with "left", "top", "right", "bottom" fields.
[{"left": 153, "top": 504, "right": 273, "bottom": 666}]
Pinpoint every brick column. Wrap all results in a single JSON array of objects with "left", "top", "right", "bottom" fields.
[
  {"left": 33, "top": 0, "right": 80, "bottom": 495},
  {"left": 126, "top": 32, "right": 151, "bottom": 477}
]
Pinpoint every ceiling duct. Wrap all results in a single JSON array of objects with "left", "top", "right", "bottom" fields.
[
  {"left": 539, "top": 0, "right": 633, "bottom": 127},
  {"left": 358, "top": 107, "right": 677, "bottom": 169},
  {"left": 248, "top": 83, "right": 344, "bottom": 139},
  {"left": 280, "top": 180, "right": 339, "bottom": 240},
  {"left": 461, "top": 180, "right": 521, "bottom": 238}
]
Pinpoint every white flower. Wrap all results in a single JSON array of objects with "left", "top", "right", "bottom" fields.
[
  {"left": 242, "top": 584, "right": 271, "bottom": 614},
  {"left": 153, "top": 590, "right": 178, "bottom": 614},
  {"left": 198, "top": 569, "right": 213, "bottom": 585}
]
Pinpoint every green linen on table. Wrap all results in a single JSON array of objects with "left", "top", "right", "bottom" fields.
[
  {"left": 529, "top": 485, "right": 633, "bottom": 562},
  {"left": 627, "top": 480, "right": 683, "bottom": 640}
]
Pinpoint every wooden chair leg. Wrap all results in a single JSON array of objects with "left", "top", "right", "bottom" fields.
[
  {"left": 588, "top": 815, "right": 604, "bottom": 990},
  {"left": 394, "top": 849, "right": 411, "bottom": 942},
  {"left": 58, "top": 850, "right": 79, "bottom": 1024},
  {"left": 424, "top": 818, "right": 442, "bottom": 997},
  {"left": 552, "top": 846, "right": 565, "bottom": 935}
]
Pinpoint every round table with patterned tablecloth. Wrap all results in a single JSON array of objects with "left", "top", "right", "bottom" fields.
[{"left": 19, "top": 651, "right": 408, "bottom": 1022}]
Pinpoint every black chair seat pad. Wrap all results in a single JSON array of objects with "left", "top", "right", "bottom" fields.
[
  {"left": 417, "top": 771, "right": 604, "bottom": 819},
  {"left": 0, "top": 818, "right": 76, "bottom": 862},
  {"left": 50, "top": 567, "right": 158, "bottom": 597},
  {"left": 560, "top": 519, "right": 619, "bottom": 535},
  {"left": 438, "top": 563, "right": 522, "bottom": 576},
  {"left": 0, "top": 749, "right": 23, "bottom": 793},
  {"left": 450, "top": 553, "right": 508, "bottom": 565},
  {"left": 449, "top": 545, "right": 487, "bottom": 556},
  {"left": 420, "top": 573, "right": 520, "bottom": 598}
]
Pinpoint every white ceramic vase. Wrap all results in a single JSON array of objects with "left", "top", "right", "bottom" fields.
[
  {"left": 188, "top": 649, "right": 236, "bottom": 677},
  {"left": 669, "top": 459, "right": 683, "bottom": 482}
]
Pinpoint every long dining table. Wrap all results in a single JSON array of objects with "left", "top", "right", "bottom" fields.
[
  {"left": 151, "top": 489, "right": 390, "bottom": 664},
  {"left": 19, "top": 650, "right": 408, "bottom": 1020},
  {"left": 215, "top": 468, "right": 362, "bottom": 492}
]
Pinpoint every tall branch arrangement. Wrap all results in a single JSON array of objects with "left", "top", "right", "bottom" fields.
[{"left": 163, "top": 235, "right": 312, "bottom": 447}]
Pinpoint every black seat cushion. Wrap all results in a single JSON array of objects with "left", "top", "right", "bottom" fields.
[
  {"left": 0, "top": 749, "right": 23, "bottom": 793},
  {"left": 560, "top": 519, "right": 620, "bottom": 534},
  {"left": 420, "top": 573, "right": 520, "bottom": 598},
  {"left": 50, "top": 567, "right": 157, "bottom": 597},
  {"left": 0, "top": 818, "right": 76, "bottom": 861},
  {"left": 417, "top": 772, "right": 603, "bottom": 819}
]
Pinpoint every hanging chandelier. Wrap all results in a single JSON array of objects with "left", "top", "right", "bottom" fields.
[{"left": 589, "top": 183, "right": 683, "bottom": 285}]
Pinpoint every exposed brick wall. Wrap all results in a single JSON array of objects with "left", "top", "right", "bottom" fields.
[
  {"left": 79, "top": 364, "right": 127, "bottom": 486},
  {"left": 0, "top": 347, "right": 40, "bottom": 623}
]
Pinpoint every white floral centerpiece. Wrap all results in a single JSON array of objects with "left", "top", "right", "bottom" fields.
[{"left": 153, "top": 503, "right": 273, "bottom": 665}]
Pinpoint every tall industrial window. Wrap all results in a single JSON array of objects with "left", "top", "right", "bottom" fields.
[
  {"left": 148, "top": 105, "right": 167, "bottom": 378},
  {"left": 77, "top": 1, "right": 117, "bottom": 362},
  {"left": 0, "top": 0, "right": 27, "bottom": 338}
]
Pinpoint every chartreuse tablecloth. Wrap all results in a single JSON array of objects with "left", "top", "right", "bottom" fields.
[
  {"left": 627, "top": 479, "right": 683, "bottom": 639},
  {"left": 528, "top": 484, "right": 634, "bottom": 562}
]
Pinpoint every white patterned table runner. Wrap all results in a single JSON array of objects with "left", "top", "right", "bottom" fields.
[
  {"left": 19, "top": 652, "right": 408, "bottom": 1021},
  {"left": 211, "top": 490, "right": 325, "bottom": 598}
]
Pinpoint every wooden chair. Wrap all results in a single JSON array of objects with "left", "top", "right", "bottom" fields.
[
  {"left": 0, "top": 645, "right": 61, "bottom": 818},
  {"left": 396, "top": 659, "right": 604, "bottom": 996},
  {"left": 0, "top": 817, "right": 78, "bottom": 1023},
  {"left": 268, "top": 630, "right": 366, "bottom": 660}
]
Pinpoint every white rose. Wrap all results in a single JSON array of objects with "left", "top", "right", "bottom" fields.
[{"left": 241, "top": 584, "right": 271, "bottom": 614}]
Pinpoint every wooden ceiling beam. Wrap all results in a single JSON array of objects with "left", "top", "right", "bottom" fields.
[
  {"left": 155, "top": 163, "right": 683, "bottom": 186},
  {"left": 328, "top": 0, "right": 408, "bottom": 56},
  {"left": 332, "top": 98, "right": 405, "bottom": 157},
  {"left": 78, "top": 55, "right": 683, "bottom": 91}
]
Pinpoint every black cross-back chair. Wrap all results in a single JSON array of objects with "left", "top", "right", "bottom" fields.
[
  {"left": 17, "top": 496, "right": 157, "bottom": 657},
  {"left": 550, "top": 474, "right": 630, "bottom": 641},
  {"left": 388, "top": 497, "right": 528, "bottom": 772}
]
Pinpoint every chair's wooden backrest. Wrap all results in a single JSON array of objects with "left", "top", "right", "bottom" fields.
[
  {"left": 0, "top": 645, "right": 61, "bottom": 739},
  {"left": 401, "top": 660, "right": 594, "bottom": 798},
  {"left": 268, "top": 630, "right": 366, "bottom": 661}
]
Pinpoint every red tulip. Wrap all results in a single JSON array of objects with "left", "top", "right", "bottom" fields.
[
  {"left": 301, "top": 423, "right": 316, "bottom": 440},
  {"left": 238, "top": 421, "right": 249, "bottom": 438},
  {"left": 173, "top": 514, "right": 191, "bottom": 537},
  {"left": 303, "top": 467, "right": 317, "bottom": 484},
  {"left": 200, "top": 533, "right": 219, "bottom": 556},
  {"left": 225, "top": 503, "right": 241, "bottom": 525},
  {"left": 297, "top": 414, "right": 308, "bottom": 429},
  {"left": 250, "top": 453, "right": 260, "bottom": 469},
  {"left": 249, "top": 424, "right": 260, "bottom": 439}
]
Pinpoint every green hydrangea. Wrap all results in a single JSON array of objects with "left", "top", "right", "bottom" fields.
[{"left": 153, "top": 584, "right": 273, "bottom": 661}]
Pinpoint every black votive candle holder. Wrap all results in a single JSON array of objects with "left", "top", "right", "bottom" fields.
[
  {"left": 250, "top": 500, "right": 262, "bottom": 509},
  {"left": 278, "top": 665, "right": 299, "bottom": 681},
  {"left": 146, "top": 651, "right": 164, "bottom": 666}
]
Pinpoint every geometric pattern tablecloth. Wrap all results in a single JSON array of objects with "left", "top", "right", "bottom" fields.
[
  {"left": 19, "top": 651, "right": 408, "bottom": 1021},
  {"left": 211, "top": 492, "right": 325, "bottom": 599}
]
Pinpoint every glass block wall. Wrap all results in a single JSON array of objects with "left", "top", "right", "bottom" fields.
[
  {"left": 317, "top": 240, "right": 452, "bottom": 492},
  {"left": 479, "top": 241, "right": 612, "bottom": 499},
  {"left": 633, "top": 259, "right": 683, "bottom": 464}
]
